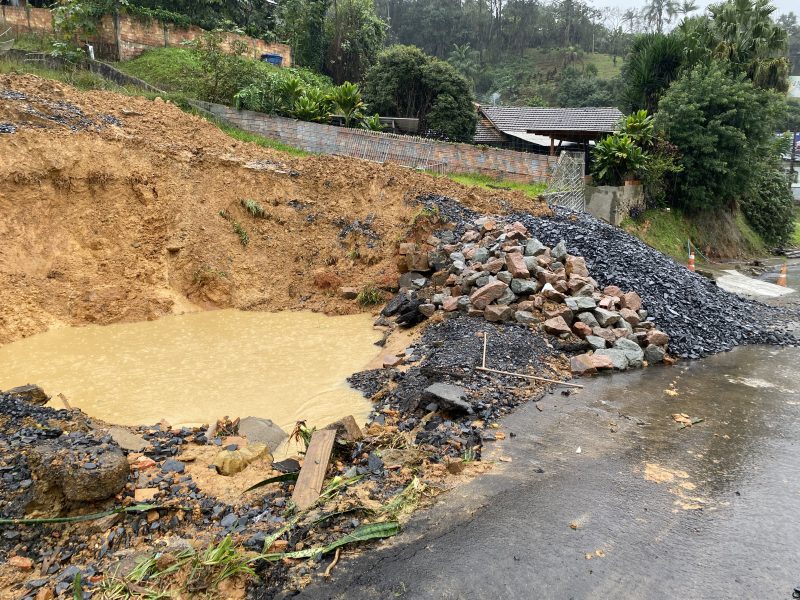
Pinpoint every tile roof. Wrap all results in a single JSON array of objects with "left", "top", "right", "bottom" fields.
[
  {"left": 480, "top": 106, "right": 624, "bottom": 134},
  {"left": 474, "top": 114, "right": 508, "bottom": 144}
]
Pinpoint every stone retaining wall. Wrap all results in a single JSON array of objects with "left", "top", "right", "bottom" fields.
[
  {"left": 0, "top": 5, "right": 291, "bottom": 64},
  {"left": 192, "top": 101, "right": 556, "bottom": 184}
]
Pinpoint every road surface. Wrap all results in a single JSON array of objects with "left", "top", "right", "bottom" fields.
[{"left": 296, "top": 345, "right": 800, "bottom": 600}]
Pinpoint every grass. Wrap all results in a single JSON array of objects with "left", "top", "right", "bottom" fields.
[
  {"left": 115, "top": 47, "right": 202, "bottom": 95},
  {"left": 240, "top": 198, "right": 266, "bottom": 218},
  {"left": 622, "top": 207, "right": 769, "bottom": 261},
  {"left": 212, "top": 118, "right": 311, "bottom": 157},
  {"left": 792, "top": 207, "right": 800, "bottom": 248},
  {"left": 356, "top": 284, "right": 384, "bottom": 307},
  {"left": 232, "top": 221, "right": 249, "bottom": 247},
  {"left": 445, "top": 172, "right": 548, "bottom": 199}
]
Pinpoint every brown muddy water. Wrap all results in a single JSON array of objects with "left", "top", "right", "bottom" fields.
[{"left": 0, "top": 310, "right": 382, "bottom": 431}]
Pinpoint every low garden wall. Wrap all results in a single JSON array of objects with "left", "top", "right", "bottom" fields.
[
  {"left": 192, "top": 101, "right": 556, "bottom": 184},
  {"left": 585, "top": 183, "right": 645, "bottom": 226}
]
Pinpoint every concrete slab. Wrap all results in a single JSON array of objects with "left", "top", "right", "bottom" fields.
[{"left": 715, "top": 269, "right": 794, "bottom": 298}]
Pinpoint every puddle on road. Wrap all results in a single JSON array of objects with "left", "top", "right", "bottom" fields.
[{"left": 0, "top": 310, "right": 382, "bottom": 432}]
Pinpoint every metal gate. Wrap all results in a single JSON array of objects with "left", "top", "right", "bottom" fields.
[{"left": 543, "top": 151, "right": 585, "bottom": 212}]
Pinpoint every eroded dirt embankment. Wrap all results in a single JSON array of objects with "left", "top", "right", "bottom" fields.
[{"left": 0, "top": 74, "right": 548, "bottom": 345}]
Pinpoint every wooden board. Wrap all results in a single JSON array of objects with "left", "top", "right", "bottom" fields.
[{"left": 291, "top": 429, "right": 336, "bottom": 510}]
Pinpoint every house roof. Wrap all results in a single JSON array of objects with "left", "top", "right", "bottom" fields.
[
  {"left": 479, "top": 106, "right": 624, "bottom": 135},
  {"left": 475, "top": 114, "right": 508, "bottom": 144},
  {"left": 503, "top": 131, "right": 581, "bottom": 148}
]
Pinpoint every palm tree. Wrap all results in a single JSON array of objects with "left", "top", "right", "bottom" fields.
[
  {"left": 676, "top": 0, "right": 699, "bottom": 18},
  {"left": 643, "top": 0, "right": 679, "bottom": 33},
  {"left": 447, "top": 43, "right": 480, "bottom": 87},
  {"left": 706, "top": 0, "right": 790, "bottom": 91}
]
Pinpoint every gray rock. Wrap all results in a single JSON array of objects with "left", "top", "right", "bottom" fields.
[
  {"left": 595, "top": 349, "right": 629, "bottom": 370},
  {"left": 457, "top": 296, "right": 471, "bottom": 311},
  {"left": 423, "top": 383, "right": 472, "bottom": 414},
  {"left": 475, "top": 275, "right": 493, "bottom": 288},
  {"left": 514, "top": 311, "right": 537, "bottom": 324},
  {"left": 586, "top": 335, "right": 607, "bottom": 350},
  {"left": 162, "top": 459, "right": 185, "bottom": 474},
  {"left": 572, "top": 284, "right": 595, "bottom": 297},
  {"left": 496, "top": 288, "right": 517, "bottom": 305},
  {"left": 28, "top": 441, "right": 129, "bottom": 503},
  {"left": 614, "top": 338, "right": 645, "bottom": 368},
  {"left": 464, "top": 271, "right": 482, "bottom": 286},
  {"left": 618, "top": 319, "right": 634, "bottom": 334},
  {"left": 419, "top": 303, "right": 436, "bottom": 317},
  {"left": 449, "top": 252, "right": 465, "bottom": 262},
  {"left": 398, "top": 272, "right": 425, "bottom": 288},
  {"left": 550, "top": 262, "right": 564, "bottom": 272},
  {"left": 551, "top": 240, "right": 567, "bottom": 262},
  {"left": 644, "top": 344, "right": 666, "bottom": 364},
  {"left": 411, "top": 277, "right": 427, "bottom": 288},
  {"left": 510, "top": 278, "right": 538, "bottom": 295},
  {"left": 239, "top": 417, "right": 288, "bottom": 452},
  {"left": 524, "top": 238, "right": 547, "bottom": 256},
  {"left": 574, "top": 297, "right": 597, "bottom": 311},
  {"left": 108, "top": 427, "right": 148, "bottom": 452},
  {"left": 473, "top": 248, "right": 490, "bottom": 264},
  {"left": 523, "top": 256, "right": 539, "bottom": 271},
  {"left": 450, "top": 260, "right": 466, "bottom": 274},
  {"left": 432, "top": 293, "right": 445, "bottom": 305},
  {"left": 594, "top": 308, "right": 621, "bottom": 327},
  {"left": 496, "top": 271, "right": 513, "bottom": 285},
  {"left": 577, "top": 312, "right": 600, "bottom": 329}
]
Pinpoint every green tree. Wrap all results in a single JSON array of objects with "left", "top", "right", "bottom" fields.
[
  {"left": 740, "top": 166, "right": 796, "bottom": 245},
  {"left": 363, "top": 45, "right": 477, "bottom": 143},
  {"left": 621, "top": 33, "right": 685, "bottom": 112},
  {"left": 277, "top": 0, "right": 331, "bottom": 71},
  {"left": 324, "top": 0, "right": 386, "bottom": 84},
  {"left": 642, "top": 0, "right": 679, "bottom": 33},
  {"left": 655, "top": 62, "right": 784, "bottom": 212},
  {"left": 447, "top": 43, "right": 480, "bottom": 87}
]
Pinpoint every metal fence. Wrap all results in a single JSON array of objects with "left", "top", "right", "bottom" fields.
[
  {"left": 543, "top": 151, "right": 585, "bottom": 212},
  {"left": 333, "top": 128, "right": 443, "bottom": 172}
]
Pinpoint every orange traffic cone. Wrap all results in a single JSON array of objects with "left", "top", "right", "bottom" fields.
[
  {"left": 777, "top": 263, "right": 787, "bottom": 287},
  {"left": 687, "top": 252, "right": 696, "bottom": 272}
]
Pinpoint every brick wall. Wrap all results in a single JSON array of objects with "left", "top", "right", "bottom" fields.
[
  {"left": 193, "top": 101, "right": 556, "bottom": 184},
  {"left": 0, "top": 6, "right": 291, "bottom": 65}
]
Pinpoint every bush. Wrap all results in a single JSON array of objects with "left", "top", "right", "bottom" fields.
[
  {"left": 739, "top": 169, "right": 795, "bottom": 246},
  {"left": 363, "top": 45, "right": 477, "bottom": 143},
  {"left": 591, "top": 134, "right": 647, "bottom": 186},
  {"left": 655, "top": 63, "right": 784, "bottom": 213}
]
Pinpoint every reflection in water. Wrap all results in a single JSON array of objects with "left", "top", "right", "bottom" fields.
[{"left": 0, "top": 310, "right": 381, "bottom": 431}]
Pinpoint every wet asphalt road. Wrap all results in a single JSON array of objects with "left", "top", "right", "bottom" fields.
[{"left": 298, "top": 345, "right": 800, "bottom": 600}]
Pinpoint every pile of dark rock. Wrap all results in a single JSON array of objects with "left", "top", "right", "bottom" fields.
[
  {"left": 515, "top": 206, "right": 797, "bottom": 358},
  {"left": 384, "top": 217, "right": 671, "bottom": 374}
]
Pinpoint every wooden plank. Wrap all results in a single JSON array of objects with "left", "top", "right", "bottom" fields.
[{"left": 291, "top": 429, "right": 336, "bottom": 510}]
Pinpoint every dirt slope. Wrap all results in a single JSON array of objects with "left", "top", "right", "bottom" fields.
[{"left": 0, "top": 74, "right": 548, "bottom": 344}]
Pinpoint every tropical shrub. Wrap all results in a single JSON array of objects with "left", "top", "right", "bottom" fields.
[{"left": 591, "top": 134, "right": 647, "bottom": 186}]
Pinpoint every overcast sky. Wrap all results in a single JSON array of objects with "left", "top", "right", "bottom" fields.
[{"left": 598, "top": 0, "right": 796, "bottom": 17}]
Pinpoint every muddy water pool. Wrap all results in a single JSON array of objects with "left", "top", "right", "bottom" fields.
[{"left": 0, "top": 310, "right": 382, "bottom": 432}]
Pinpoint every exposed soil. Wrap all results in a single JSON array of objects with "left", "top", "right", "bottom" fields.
[{"left": 0, "top": 73, "right": 548, "bottom": 345}]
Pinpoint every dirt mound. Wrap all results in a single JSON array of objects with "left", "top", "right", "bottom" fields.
[{"left": 0, "top": 74, "right": 548, "bottom": 344}]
